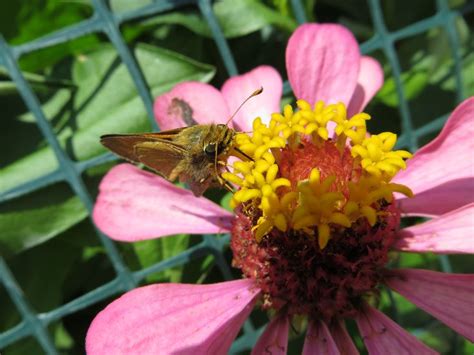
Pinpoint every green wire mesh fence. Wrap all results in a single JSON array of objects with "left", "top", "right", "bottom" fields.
[{"left": 0, "top": 0, "right": 472, "bottom": 353}]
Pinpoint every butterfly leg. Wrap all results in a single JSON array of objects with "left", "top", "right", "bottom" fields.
[
  {"left": 216, "top": 170, "right": 234, "bottom": 193},
  {"left": 213, "top": 162, "right": 234, "bottom": 193},
  {"left": 230, "top": 147, "right": 253, "bottom": 162}
]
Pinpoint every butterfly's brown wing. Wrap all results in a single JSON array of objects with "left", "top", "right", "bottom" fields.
[
  {"left": 137, "top": 142, "right": 214, "bottom": 196},
  {"left": 100, "top": 125, "right": 222, "bottom": 196},
  {"left": 134, "top": 140, "right": 187, "bottom": 181},
  {"left": 100, "top": 130, "right": 185, "bottom": 163}
]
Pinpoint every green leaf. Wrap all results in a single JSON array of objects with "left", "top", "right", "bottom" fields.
[
  {"left": 73, "top": 0, "right": 154, "bottom": 14},
  {"left": 142, "top": 0, "right": 296, "bottom": 39},
  {"left": 54, "top": 322, "right": 74, "bottom": 351},
  {"left": 465, "top": 340, "right": 474, "bottom": 354},
  {"left": 131, "top": 234, "right": 190, "bottom": 283},
  {"left": 214, "top": 0, "right": 296, "bottom": 37},
  {"left": 220, "top": 191, "right": 234, "bottom": 212},
  {"left": 0, "top": 184, "right": 88, "bottom": 256},
  {"left": 270, "top": 0, "right": 292, "bottom": 17},
  {"left": 0, "top": 43, "right": 215, "bottom": 194},
  {"left": 377, "top": 70, "right": 429, "bottom": 107},
  {"left": 377, "top": 17, "right": 472, "bottom": 107},
  {"left": 0, "top": 67, "right": 75, "bottom": 96},
  {"left": 0, "top": 225, "right": 89, "bottom": 354},
  {"left": 0, "top": 236, "right": 81, "bottom": 329},
  {"left": 108, "top": 0, "right": 154, "bottom": 13},
  {"left": 399, "top": 252, "right": 438, "bottom": 269},
  {"left": 3, "top": 0, "right": 97, "bottom": 72}
]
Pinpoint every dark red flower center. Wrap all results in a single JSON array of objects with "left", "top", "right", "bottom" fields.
[
  {"left": 223, "top": 100, "right": 412, "bottom": 320},
  {"left": 230, "top": 140, "right": 400, "bottom": 320}
]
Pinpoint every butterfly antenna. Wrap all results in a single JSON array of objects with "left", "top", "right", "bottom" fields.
[{"left": 225, "top": 87, "right": 263, "bottom": 126}]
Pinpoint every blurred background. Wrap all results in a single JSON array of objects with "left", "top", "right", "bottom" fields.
[{"left": 0, "top": 0, "right": 473, "bottom": 354}]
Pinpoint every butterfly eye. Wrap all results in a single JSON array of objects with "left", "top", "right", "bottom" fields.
[{"left": 204, "top": 143, "right": 217, "bottom": 155}]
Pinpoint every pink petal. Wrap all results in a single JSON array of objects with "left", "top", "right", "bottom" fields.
[
  {"left": 385, "top": 268, "right": 474, "bottom": 342},
  {"left": 329, "top": 320, "right": 359, "bottom": 355},
  {"left": 302, "top": 319, "right": 340, "bottom": 355},
  {"left": 93, "top": 164, "right": 233, "bottom": 241},
  {"left": 252, "top": 315, "right": 289, "bottom": 355},
  {"left": 394, "top": 203, "right": 474, "bottom": 254},
  {"left": 221, "top": 65, "right": 283, "bottom": 131},
  {"left": 286, "top": 24, "right": 360, "bottom": 106},
  {"left": 86, "top": 279, "right": 260, "bottom": 354},
  {"left": 153, "top": 81, "right": 230, "bottom": 130},
  {"left": 394, "top": 97, "right": 474, "bottom": 216},
  {"left": 355, "top": 304, "right": 437, "bottom": 355},
  {"left": 347, "top": 56, "right": 384, "bottom": 117}
]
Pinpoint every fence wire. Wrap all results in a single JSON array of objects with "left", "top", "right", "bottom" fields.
[{"left": 0, "top": 0, "right": 472, "bottom": 353}]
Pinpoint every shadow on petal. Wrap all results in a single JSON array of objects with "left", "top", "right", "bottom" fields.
[
  {"left": 93, "top": 164, "right": 234, "bottom": 241},
  {"left": 385, "top": 268, "right": 474, "bottom": 342},
  {"left": 252, "top": 314, "right": 289, "bottom": 355},
  {"left": 221, "top": 65, "right": 283, "bottom": 131},
  {"left": 347, "top": 56, "right": 384, "bottom": 117},
  {"left": 394, "top": 97, "right": 474, "bottom": 215},
  {"left": 154, "top": 81, "right": 230, "bottom": 130},
  {"left": 355, "top": 304, "right": 436, "bottom": 354},
  {"left": 395, "top": 203, "right": 474, "bottom": 254},
  {"left": 397, "top": 177, "right": 474, "bottom": 217},
  {"left": 303, "top": 319, "right": 340, "bottom": 355},
  {"left": 329, "top": 319, "right": 359, "bottom": 355}
]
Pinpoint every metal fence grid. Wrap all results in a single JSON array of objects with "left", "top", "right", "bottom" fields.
[{"left": 0, "top": 0, "right": 472, "bottom": 353}]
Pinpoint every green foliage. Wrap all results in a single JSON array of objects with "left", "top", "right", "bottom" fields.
[
  {"left": 128, "top": 234, "right": 191, "bottom": 283},
  {"left": 0, "top": 68, "right": 74, "bottom": 96},
  {"left": 1, "top": 43, "right": 215, "bottom": 193},
  {"left": 377, "top": 17, "right": 472, "bottom": 108},
  {"left": 0, "top": 185, "right": 88, "bottom": 256},
  {"left": 0, "top": 0, "right": 96, "bottom": 72},
  {"left": 141, "top": 0, "right": 297, "bottom": 38},
  {"left": 0, "top": 234, "right": 83, "bottom": 354},
  {"left": 0, "top": 0, "right": 473, "bottom": 353}
]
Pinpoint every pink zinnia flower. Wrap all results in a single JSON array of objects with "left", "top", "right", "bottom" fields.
[{"left": 87, "top": 24, "right": 474, "bottom": 354}]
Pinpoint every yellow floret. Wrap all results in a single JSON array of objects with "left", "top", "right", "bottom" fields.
[
  {"left": 224, "top": 99, "right": 413, "bottom": 247},
  {"left": 351, "top": 132, "right": 412, "bottom": 181},
  {"left": 291, "top": 169, "right": 351, "bottom": 248}
]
